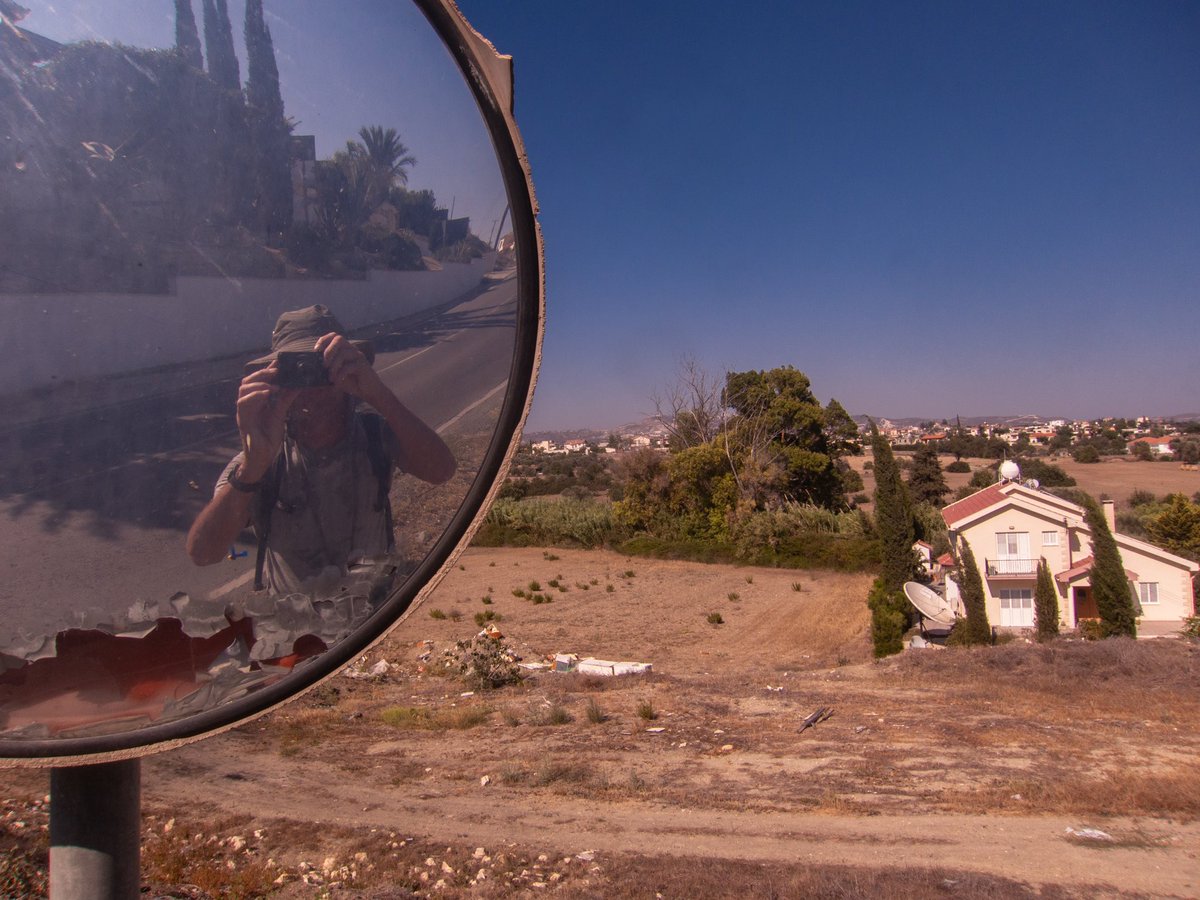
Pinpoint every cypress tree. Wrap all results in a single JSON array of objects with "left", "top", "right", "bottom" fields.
[
  {"left": 1084, "top": 498, "right": 1137, "bottom": 638},
  {"left": 951, "top": 538, "right": 991, "bottom": 645},
  {"left": 174, "top": 0, "right": 203, "bottom": 69},
  {"left": 867, "top": 423, "right": 916, "bottom": 657},
  {"left": 203, "top": 0, "right": 240, "bottom": 91},
  {"left": 907, "top": 442, "right": 949, "bottom": 506},
  {"left": 245, "top": 0, "right": 283, "bottom": 116},
  {"left": 1034, "top": 557, "right": 1059, "bottom": 641},
  {"left": 244, "top": 0, "right": 291, "bottom": 234},
  {"left": 871, "top": 424, "right": 916, "bottom": 593}
]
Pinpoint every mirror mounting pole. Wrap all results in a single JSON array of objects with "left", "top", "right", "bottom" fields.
[{"left": 50, "top": 760, "right": 141, "bottom": 899}]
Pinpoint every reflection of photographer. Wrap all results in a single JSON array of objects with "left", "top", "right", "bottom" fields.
[{"left": 187, "top": 305, "right": 455, "bottom": 594}]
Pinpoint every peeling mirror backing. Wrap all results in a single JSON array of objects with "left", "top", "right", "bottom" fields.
[{"left": 0, "top": 0, "right": 541, "bottom": 761}]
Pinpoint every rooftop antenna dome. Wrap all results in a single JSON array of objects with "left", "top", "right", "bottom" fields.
[{"left": 999, "top": 459, "right": 1021, "bottom": 483}]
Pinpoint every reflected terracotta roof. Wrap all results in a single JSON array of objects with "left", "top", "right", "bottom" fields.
[{"left": 942, "top": 483, "right": 1006, "bottom": 528}]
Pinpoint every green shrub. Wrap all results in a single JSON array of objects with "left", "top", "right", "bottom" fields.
[
  {"left": 867, "top": 577, "right": 908, "bottom": 658},
  {"left": 707, "top": 612, "right": 724, "bottom": 625},
  {"left": 475, "top": 497, "right": 622, "bottom": 548},
  {"left": 945, "top": 460, "right": 971, "bottom": 474}
]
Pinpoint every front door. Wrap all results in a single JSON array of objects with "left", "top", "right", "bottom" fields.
[{"left": 1074, "top": 586, "right": 1098, "bottom": 620}]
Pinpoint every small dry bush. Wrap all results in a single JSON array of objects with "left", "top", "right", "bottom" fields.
[
  {"left": 501, "top": 759, "right": 593, "bottom": 787},
  {"left": 528, "top": 702, "right": 573, "bottom": 726},
  {"left": 381, "top": 705, "right": 491, "bottom": 730},
  {"left": 586, "top": 697, "right": 607, "bottom": 723}
]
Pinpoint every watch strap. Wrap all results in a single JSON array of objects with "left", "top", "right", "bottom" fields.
[{"left": 227, "top": 464, "right": 263, "bottom": 493}]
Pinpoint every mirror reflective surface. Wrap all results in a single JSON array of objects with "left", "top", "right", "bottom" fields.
[{"left": 0, "top": 0, "right": 532, "bottom": 751}]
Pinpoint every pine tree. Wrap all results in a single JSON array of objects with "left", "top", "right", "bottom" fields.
[
  {"left": 244, "top": 0, "right": 291, "bottom": 234},
  {"left": 907, "top": 442, "right": 949, "bottom": 506},
  {"left": 1034, "top": 557, "right": 1059, "bottom": 641},
  {"left": 1083, "top": 498, "right": 1137, "bottom": 638},
  {"left": 174, "top": 0, "right": 203, "bottom": 69},
  {"left": 203, "top": 0, "right": 240, "bottom": 91},
  {"left": 951, "top": 538, "right": 991, "bottom": 645}
]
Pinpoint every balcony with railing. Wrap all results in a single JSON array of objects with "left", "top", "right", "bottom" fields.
[{"left": 985, "top": 558, "right": 1038, "bottom": 578}]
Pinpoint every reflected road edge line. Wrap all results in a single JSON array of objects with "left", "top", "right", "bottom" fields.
[{"left": 435, "top": 381, "right": 507, "bottom": 435}]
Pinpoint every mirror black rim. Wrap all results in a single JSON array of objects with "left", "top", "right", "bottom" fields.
[{"left": 0, "top": 0, "right": 542, "bottom": 764}]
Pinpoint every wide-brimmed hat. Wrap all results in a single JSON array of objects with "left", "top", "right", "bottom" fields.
[{"left": 245, "top": 305, "right": 375, "bottom": 372}]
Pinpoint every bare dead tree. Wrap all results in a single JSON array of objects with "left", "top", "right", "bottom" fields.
[{"left": 651, "top": 355, "right": 726, "bottom": 450}]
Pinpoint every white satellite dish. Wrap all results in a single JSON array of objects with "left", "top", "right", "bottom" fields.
[
  {"left": 903, "top": 582, "right": 959, "bottom": 628},
  {"left": 1024, "top": 478, "right": 1040, "bottom": 490}
]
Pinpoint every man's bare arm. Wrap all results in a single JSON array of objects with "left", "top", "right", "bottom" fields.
[
  {"left": 187, "top": 366, "right": 297, "bottom": 565},
  {"left": 319, "top": 334, "right": 456, "bottom": 484},
  {"left": 186, "top": 481, "right": 255, "bottom": 566}
]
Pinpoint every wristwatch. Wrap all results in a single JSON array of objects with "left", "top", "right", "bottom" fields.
[{"left": 227, "top": 464, "right": 263, "bottom": 493}]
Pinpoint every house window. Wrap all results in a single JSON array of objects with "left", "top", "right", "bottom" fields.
[
  {"left": 1139, "top": 583, "right": 1159, "bottom": 605},
  {"left": 1042, "top": 531, "right": 1059, "bottom": 547},
  {"left": 998, "top": 588, "right": 1034, "bottom": 627}
]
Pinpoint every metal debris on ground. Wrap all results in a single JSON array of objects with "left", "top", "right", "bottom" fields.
[{"left": 798, "top": 706, "right": 834, "bottom": 733}]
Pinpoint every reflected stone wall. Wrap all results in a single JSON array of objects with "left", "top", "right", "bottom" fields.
[{"left": 0, "top": 254, "right": 495, "bottom": 393}]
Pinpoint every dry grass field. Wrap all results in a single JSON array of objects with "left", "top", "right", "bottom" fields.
[{"left": 4, "top": 546, "right": 1199, "bottom": 898}]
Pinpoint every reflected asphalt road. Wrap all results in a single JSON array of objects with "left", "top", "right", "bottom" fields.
[{"left": 0, "top": 276, "right": 518, "bottom": 639}]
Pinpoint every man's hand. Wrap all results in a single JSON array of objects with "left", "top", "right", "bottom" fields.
[
  {"left": 316, "top": 333, "right": 384, "bottom": 404},
  {"left": 236, "top": 366, "right": 299, "bottom": 481}
]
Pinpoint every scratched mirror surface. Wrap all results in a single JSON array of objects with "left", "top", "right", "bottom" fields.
[{"left": 0, "top": 0, "right": 521, "bottom": 745}]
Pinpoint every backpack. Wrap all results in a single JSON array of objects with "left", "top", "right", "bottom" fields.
[{"left": 252, "top": 413, "right": 395, "bottom": 591}]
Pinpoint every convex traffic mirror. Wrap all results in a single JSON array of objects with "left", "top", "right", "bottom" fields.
[{"left": 0, "top": 0, "right": 542, "bottom": 761}]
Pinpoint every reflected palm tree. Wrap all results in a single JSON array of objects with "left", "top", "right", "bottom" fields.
[{"left": 357, "top": 125, "right": 417, "bottom": 191}]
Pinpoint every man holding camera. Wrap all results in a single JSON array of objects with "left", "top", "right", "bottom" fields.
[{"left": 187, "top": 305, "right": 455, "bottom": 595}]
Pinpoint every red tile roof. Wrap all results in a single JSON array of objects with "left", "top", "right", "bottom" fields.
[
  {"left": 1055, "top": 556, "right": 1138, "bottom": 583},
  {"left": 941, "top": 483, "right": 1006, "bottom": 528}
]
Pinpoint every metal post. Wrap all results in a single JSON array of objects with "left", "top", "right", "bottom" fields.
[{"left": 50, "top": 759, "right": 141, "bottom": 900}]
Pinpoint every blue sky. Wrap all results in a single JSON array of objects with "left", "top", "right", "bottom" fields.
[
  {"left": 25, "top": 1, "right": 1200, "bottom": 429},
  {"left": 455, "top": 0, "right": 1200, "bottom": 429}
]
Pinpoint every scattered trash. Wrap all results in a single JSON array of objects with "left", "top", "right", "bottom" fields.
[
  {"left": 342, "top": 658, "right": 390, "bottom": 679},
  {"left": 480, "top": 775, "right": 491, "bottom": 787},
  {"left": 1065, "top": 827, "right": 1115, "bottom": 843},
  {"left": 854, "top": 725, "right": 868, "bottom": 734},
  {"left": 719, "top": 744, "right": 734, "bottom": 753},
  {"left": 798, "top": 706, "right": 834, "bottom": 733},
  {"left": 554, "top": 653, "right": 652, "bottom": 676},
  {"left": 645, "top": 726, "right": 665, "bottom": 733},
  {"left": 575, "top": 850, "right": 596, "bottom": 862}
]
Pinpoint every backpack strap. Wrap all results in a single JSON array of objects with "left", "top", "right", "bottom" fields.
[
  {"left": 361, "top": 413, "right": 396, "bottom": 552},
  {"left": 252, "top": 452, "right": 286, "bottom": 592}
]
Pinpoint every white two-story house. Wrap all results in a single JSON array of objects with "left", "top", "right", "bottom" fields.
[{"left": 941, "top": 481, "right": 1198, "bottom": 637}]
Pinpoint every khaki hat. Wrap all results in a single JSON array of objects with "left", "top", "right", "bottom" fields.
[{"left": 246, "top": 305, "right": 375, "bottom": 372}]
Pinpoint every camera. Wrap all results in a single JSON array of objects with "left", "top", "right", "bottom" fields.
[{"left": 275, "top": 351, "right": 331, "bottom": 388}]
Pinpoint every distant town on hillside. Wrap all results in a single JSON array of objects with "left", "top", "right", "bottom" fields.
[{"left": 525, "top": 413, "right": 1200, "bottom": 459}]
